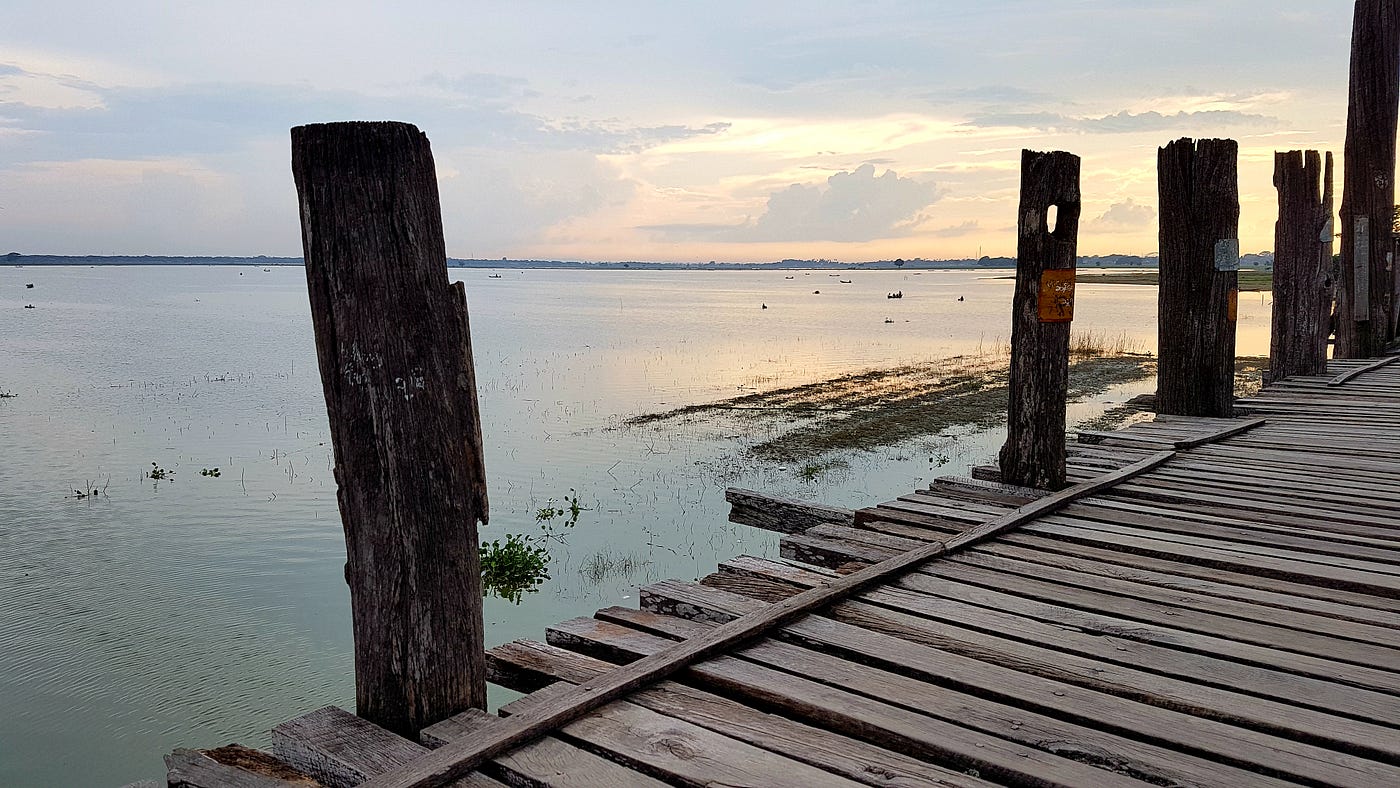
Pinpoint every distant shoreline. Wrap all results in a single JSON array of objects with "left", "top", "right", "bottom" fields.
[{"left": 0, "top": 252, "right": 1270, "bottom": 272}]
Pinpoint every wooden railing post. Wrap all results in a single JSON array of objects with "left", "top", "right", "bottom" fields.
[
  {"left": 291, "top": 121, "right": 488, "bottom": 737},
  {"left": 1156, "top": 137, "right": 1239, "bottom": 417},
  {"left": 1269, "top": 150, "right": 1332, "bottom": 382},
  {"left": 999, "top": 149, "right": 1080, "bottom": 490},
  {"left": 1335, "top": 0, "right": 1400, "bottom": 357}
]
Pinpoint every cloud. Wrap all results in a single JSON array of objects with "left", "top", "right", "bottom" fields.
[
  {"left": 437, "top": 149, "right": 637, "bottom": 254},
  {"left": 0, "top": 71, "right": 731, "bottom": 166},
  {"left": 932, "top": 220, "right": 981, "bottom": 238},
  {"left": 1088, "top": 198, "right": 1156, "bottom": 231},
  {"left": 923, "top": 85, "right": 1051, "bottom": 105},
  {"left": 963, "top": 109, "right": 1277, "bottom": 134},
  {"left": 641, "top": 163, "right": 940, "bottom": 243}
]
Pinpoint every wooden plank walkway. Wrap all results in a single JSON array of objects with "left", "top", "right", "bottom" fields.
[{"left": 171, "top": 359, "right": 1400, "bottom": 788}]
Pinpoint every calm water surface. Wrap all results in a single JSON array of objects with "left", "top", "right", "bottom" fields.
[{"left": 0, "top": 266, "right": 1272, "bottom": 785}]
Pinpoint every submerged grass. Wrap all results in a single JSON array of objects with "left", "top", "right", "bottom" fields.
[
  {"left": 1077, "top": 269, "right": 1273, "bottom": 292},
  {"left": 629, "top": 334, "right": 1271, "bottom": 474},
  {"left": 629, "top": 333, "right": 1165, "bottom": 467}
]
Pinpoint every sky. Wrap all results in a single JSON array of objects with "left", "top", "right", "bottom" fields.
[{"left": 0, "top": 1, "right": 1364, "bottom": 261}]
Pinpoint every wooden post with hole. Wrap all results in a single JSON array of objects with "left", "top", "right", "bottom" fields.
[
  {"left": 999, "top": 149, "right": 1079, "bottom": 490},
  {"left": 1335, "top": 0, "right": 1400, "bottom": 357},
  {"left": 1269, "top": 150, "right": 1332, "bottom": 382},
  {"left": 291, "top": 121, "right": 488, "bottom": 738},
  {"left": 1156, "top": 137, "right": 1239, "bottom": 417}
]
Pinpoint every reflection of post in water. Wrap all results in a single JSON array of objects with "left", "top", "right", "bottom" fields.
[
  {"left": 1000, "top": 149, "right": 1079, "bottom": 490},
  {"left": 292, "top": 120, "right": 489, "bottom": 738}
]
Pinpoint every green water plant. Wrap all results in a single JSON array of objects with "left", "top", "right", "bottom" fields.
[
  {"left": 534, "top": 489, "right": 585, "bottom": 543},
  {"left": 147, "top": 462, "right": 172, "bottom": 481},
  {"left": 479, "top": 533, "right": 551, "bottom": 604},
  {"left": 481, "top": 490, "right": 590, "bottom": 603},
  {"left": 200, "top": 467, "right": 222, "bottom": 477}
]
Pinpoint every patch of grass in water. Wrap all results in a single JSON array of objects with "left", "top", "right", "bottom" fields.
[
  {"left": 630, "top": 344, "right": 1157, "bottom": 469},
  {"left": 629, "top": 342, "right": 1269, "bottom": 475},
  {"left": 796, "top": 457, "right": 849, "bottom": 481},
  {"left": 579, "top": 548, "right": 646, "bottom": 586},
  {"left": 1077, "top": 269, "right": 1273, "bottom": 292}
]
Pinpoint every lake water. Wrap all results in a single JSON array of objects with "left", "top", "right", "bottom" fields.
[{"left": 0, "top": 265, "right": 1273, "bottom": 786}]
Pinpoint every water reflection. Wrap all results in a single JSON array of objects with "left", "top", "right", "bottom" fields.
[{"left": 0, "top": 265, "right": 1271, "bottom": 785}]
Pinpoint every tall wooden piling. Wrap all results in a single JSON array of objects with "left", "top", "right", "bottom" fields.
[
  {"left": 291, "top": 121, "right": 488, "bottom": 737},
  {"left": 1336, "top": 0, "right": 1400, "bottom": 356},
  {"left": 999, "top": 149, "right": 1080, "bottom": 490},
  {"left": 1269, "top": 150, "right": 1332, "bottom": 382},
  {"left": 1156, "top": 138, "right": 1239, "bottom": 417}
]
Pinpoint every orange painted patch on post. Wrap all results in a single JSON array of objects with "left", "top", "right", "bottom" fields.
[
  {"left": 1038, "top": 268, "right": 1075, "bottom": 322},
  {"left": 1228, "top": 287, "right": 1239, "bottom": 322}
]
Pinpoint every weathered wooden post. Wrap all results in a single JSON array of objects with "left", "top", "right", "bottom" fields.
[
  {"left": 1335, "top": 0, "right": 1400, "bottom": 357},
  {"left": 291, "top": 121, "right": 488, "bottom": 738},
  {"left": 1268, "top": 150, "right": 1332, "bottom": 382},
  {"left": 1156, "top": 138, "right": 1239, "bottom": 417},
  {"left": 1324, "top": 152, "right": 1337, "bottom": 332},
  {"left": 999, "top": 149, "right": 1079, "bottom": 490}
]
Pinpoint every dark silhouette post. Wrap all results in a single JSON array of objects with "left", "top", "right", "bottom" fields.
[
  {"left": 292, "top": 121, "right": 488, "bottom": 738},
  {"left": 1269, "top": 150, "right": 1332, "bottom": 382},
  {"left": 1156, "top": 137, "right": 1239, "bottom": 417},
  {"left": 1000, "top": 149, "right": 1080, "bottom": 490},
  {"left": 1336, "top": 0, "right": 1400, "bottom": 356}
]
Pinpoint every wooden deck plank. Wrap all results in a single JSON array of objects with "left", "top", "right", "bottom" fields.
[
  {"left": 1038, "top": 512, "right": 1400, "bottom": 578},
  {"left": 610, "top": 593, "right": 1400, "bottom": 787},
  {"left": 703, "top": 556, "right": 1400, "bottom": 728},
  {"left": 912, "top": 557, "right": 1400, "bottom": 668},
  {"left": 559, "top": 613, "right": 1303, "bottom": 788},
  {"left": 637, "top": 579, "right": 1400, "bottom": 760},
  {"left": 845, "top": 518, "right": 1400, "bottom": 625},
  {"left": 493, "top": 639, "right": 996, "bottom": 788}
]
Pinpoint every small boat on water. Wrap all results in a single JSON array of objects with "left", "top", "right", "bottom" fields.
[
  {"left": 887, "top": 290, "right": 903, "bottom": 299},
  {"left": 23, "top": 304, "right": 35, "bottom": 309},
  {"left": 25, "top": 283, "right": 34, "bottom": 288},
  {"left": 488, "top": 274, "right": 503, "bottom": 278},
  {"left": 784, "top": 276, "right": 794, "bottom": 279},
  {"left": 839, "top": 279, "right": 852, "bottom": 284},
  {"left": 884, "top": 318, "right": 893, "bottom": 323}
]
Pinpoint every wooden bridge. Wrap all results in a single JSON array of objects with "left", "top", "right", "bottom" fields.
[{"left": 168, "top": 356, "right": 1400, "bottom": 788}]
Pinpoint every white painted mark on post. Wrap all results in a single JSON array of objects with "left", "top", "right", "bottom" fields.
[
  {"left": 1354, "top": 216, "right": 1370, "bottom": 320},
  {"left": 1213, "top": 239, "right": 1239, "bottom": 272}
]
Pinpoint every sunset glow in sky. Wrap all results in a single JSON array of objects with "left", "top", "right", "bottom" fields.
[{"left": 0, "top": 2, "right": 1363, "bottom": 261}]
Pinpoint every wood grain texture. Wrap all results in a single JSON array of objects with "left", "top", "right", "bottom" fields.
[
  {"left": 999, "top": 149, "right": 1080, "bottom": 489},
  {"left": 291, "top": 121, "right": 487, "bottom": 736},
  {"left": 1336, "top": 0, "right": 1400, "bottom": 356},
  {"left": 272, "top": 706, "right": 425, "bottom": 788},
  {"left": 724, "top": 487, "right": 854, "bottom": 534},
  {"left": 1156, "top": 137, "right": 1239, "bottom": 416},
  {"left": 165, "top": 747, "right": 320, "bottom": 788},
  {"left": 612, "top": 590, "right": 1400, "bottom": 786},
  {"left": 1270, "top": 151, "right": 1332, "bottom": 382}
]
